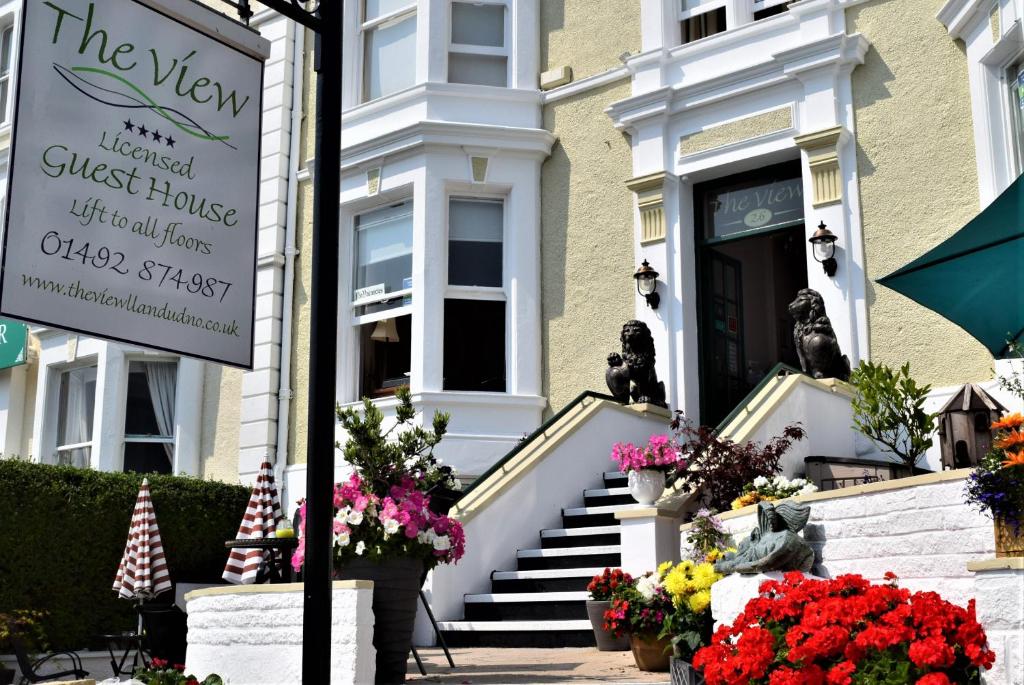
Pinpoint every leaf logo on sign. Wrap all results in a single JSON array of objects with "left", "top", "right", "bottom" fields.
[{"left": 53, "top": 64, "right": 235, "bottom": 149}]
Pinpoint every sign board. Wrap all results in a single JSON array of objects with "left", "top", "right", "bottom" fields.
[
  {"left": 701, "top": 169, "right": 804, "bottom": 241},
  {"left": 0, "top": 0, "right": 269, "bottom": 368},
  {"left": 0, "top": 317, "right": 27, "bottom": 369}
]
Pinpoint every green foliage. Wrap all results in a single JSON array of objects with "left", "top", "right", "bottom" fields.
[
  {"left": 997, "top": 340, "right": 1024, "bottom": 403},
  {"left": 135, "top": 660, "right": 223, "bottom": 685},
  {"left": 849, "top": 361, "right": 938, "bottom": 469},
  {"left": 336, "top": 385, "right": 453, "bottom": 497},
  {"left": 0, "top": 610, "right": 48, "bottom": 652},
  {"left": 0, "top": 460, "right": 250, "bottom": 651}
]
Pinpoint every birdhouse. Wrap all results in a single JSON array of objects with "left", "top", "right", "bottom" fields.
[{"left": 937, "top": 384, "right": 1007, "bottom": 470}]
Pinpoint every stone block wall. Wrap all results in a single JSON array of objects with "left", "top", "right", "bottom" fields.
[
  {"left": 185, "top": 581, "right": 375, "bottom": 685},
  {"left": 683, "top": 472, "right": 995, "bottom": 606},
  {"left": 971, "top": 559, "right": 1024, "bottom": 685}
]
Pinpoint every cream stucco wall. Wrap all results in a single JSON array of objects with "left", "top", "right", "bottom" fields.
[
  {"left": 541, "top": 0, "right": 640, "bottom": 78},
  {"left": 288, "top": 180, "right": 313, "bottom": 466},
  {"left": 541, "top": 80, "right": 636, "bottom": 413},
  {"left": 200, "top": 364, "right": 242, "bottom": 482},
  {"left": 849, "top": 0, "right": 994, "bottom": 387}
]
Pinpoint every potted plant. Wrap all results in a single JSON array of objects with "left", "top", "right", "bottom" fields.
[
  {"left": 670, "top": 415, "right": 806, "bottom": 512},
  {"left": 585, "top": 568, "right": 632, "bottom": 651},
  {"left": 604, "top": 567, "right": 675, "bottom": 671},
  {"left": 693, "top": 571, "right": 995, "bottom": 684},
  {"left": 661, "top": 560, "right": 721, "bottom": 685},
  {"left": 291, "top": 385, "right": 466, "bottom": 684},
  {"left": 0, "top": 610, "right": 47, "bottom": 685},
  {"left": 730, "top": 475, "right": 818, "bottom": 510},
  {"left": 134, "top": 658, "right": 223, "bottom": 685},
  {"left": 683, "top": 508, "right": 734, "bottom": 565},
  {"left": 611, "top": 434, "right": 686, "bottom": 505},
  {"left": 965, "top": 412, "right": 1024, "bottom": 556}
]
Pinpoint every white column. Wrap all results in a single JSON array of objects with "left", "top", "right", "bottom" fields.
[
  {"left": 174, "top": 358, "right": 203, "bottom": 476},
  {"left": 415, "top": 168, "right": 442, "bottom": 393},
  {"left": 93, "top": 343, "right": 125, "bottom": 473},
  {"left": 616, "top": 508, "right": 682, "bottom": 577},
  {"left": 640, "top": 0, "right": 680, "bottom": 52},
  {"left": 507, "top": 161, "right": 543, "bottom": 397}
]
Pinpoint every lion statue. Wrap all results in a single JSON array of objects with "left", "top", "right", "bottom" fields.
[
  {"left": 606, "top": 320, "right": 667, "bottom": 407},
  {"left": 788, "top": 288, "right": 851, "bottom": 381}
]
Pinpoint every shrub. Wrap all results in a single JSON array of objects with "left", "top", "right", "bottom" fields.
[
  {"left": 849, "top": 361, "right": 938, "bottom": 470},
  {"left": 0, "top": 460, "right": 250, "bottom": 651},
  {"left": 670, "top": 415, "right": 806, "bottom": 513},
  {"left": 693, "top": 572, "right": 994, "bottom": 685},
  {"left": 731, "top": 475, "right": 817, "bottom": 510}
]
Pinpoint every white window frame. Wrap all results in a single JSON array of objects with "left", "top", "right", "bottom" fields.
[
  {"left": 54, "top": 363, "right": 98, "bottom": 468},
  {"left": 360, "top": 0, "right": 417, "bottom": 103},
  {"left": 751, "top": 0, "right": 792, "bottom": 15},
  {"left": 0, "top": 22, "right": 14, "bottom": 126},
  {"left": 351, "top": 200, "right": 415, "bottom": 328},
  {"left": 447, "top": 0, "right": 510, "bottom": 88},
  {"left": 445, "top": 193, "right": 507, "bottom": 303},
  {"left": 680, "top": 0, "right": 727, "bottom": 22},
  {"left": 122, "top": 358, "right": 178, "bottom": 468}
]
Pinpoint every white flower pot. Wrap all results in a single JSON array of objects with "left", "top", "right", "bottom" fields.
[{"left": 627, "top": 469, "right": 666, "bottom": 505}]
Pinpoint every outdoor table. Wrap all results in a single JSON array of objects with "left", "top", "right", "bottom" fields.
[
  {"left": 98, "top": 630, "right": 148, "bottom": 677},
  {"left": 224, "top": 538, "right": 298, "bottom": 583}
]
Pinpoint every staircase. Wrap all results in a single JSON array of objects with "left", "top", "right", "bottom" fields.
[{"left": 437, "top": 470, "right": 643, "bottom": 647}]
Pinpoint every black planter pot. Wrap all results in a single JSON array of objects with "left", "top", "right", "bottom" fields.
[
  {"left": 585, "top": 600, "right": 629, "bottom": 651},
  {"left": 335, "top": 556, "right": 425, "bottom": 684},
  {"left": 670, "top": 658, "right": 705, "bottom": 685},
  {"left": 0, "top": 667, "right": 14, "bottom": 685},
  {"left": 427, "top": 487, "right": 463, "bottom": 516}
]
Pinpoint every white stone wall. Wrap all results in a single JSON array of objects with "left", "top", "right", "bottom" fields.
[
  {"left": 973, "top": 562, "right": 1024, "bottom": 685},
  {"left": 685, "top": 474, "right": 995, "bottom": 607},
  {"left": 185, "top": 582, "right": 375, "bottom": 685}
]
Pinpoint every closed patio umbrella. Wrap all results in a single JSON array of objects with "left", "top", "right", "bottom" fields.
[
  {"left": 113, "top": 477, "right": 172, "bottom": 651},
  {"left": 877, "top": 175, "right": 1024, "bottom": 357},
  {"left": 222, "top": 459, "right": 282, "bottom": 584}
]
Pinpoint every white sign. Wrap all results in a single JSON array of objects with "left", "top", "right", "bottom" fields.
[
  {"left": 354, "top": 283, "right": 386, "bottom": 301},
  {"left": 0, "top": 0, "right": 268, "bottom": 368}
]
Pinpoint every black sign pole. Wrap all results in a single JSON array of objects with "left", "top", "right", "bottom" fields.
[{"left": 216, "top": 2, "right": 340, "bottom": 683}]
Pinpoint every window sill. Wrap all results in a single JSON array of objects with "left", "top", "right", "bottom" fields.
[{"left": 338, "top": 390, "right": 546, "bottom": 412}]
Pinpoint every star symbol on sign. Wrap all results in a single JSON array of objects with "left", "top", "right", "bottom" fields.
[
  {"left": 137, "top": 124, "right": 149, "bottom": 138},
  {"left": 151, "top": 130, "right": 163, "bottom": 143},
  {"left": 165, "top": 136, "right": 176, "bottom": 149},
  {"left": 123, "top": 119, "right": 134, "bottom": 132}
]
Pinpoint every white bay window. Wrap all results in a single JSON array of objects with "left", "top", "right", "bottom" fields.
[
  {"left": 55, "top": 365, "right": 96, "bottom": 468},
  {"left": 123, "top": 360, "right": 177, "bottom": 474}
]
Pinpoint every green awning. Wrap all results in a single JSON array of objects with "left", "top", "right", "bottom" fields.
[{"left": 877, "top": 175, "right": 1024, "bottom": 358}]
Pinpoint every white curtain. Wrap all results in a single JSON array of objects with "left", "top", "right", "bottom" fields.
[
  {"left": 59, "top": 370, "right": 92, "bottom": 467},
  {"left": 144, "top": 362, "right": 177, "bottom": 462}
]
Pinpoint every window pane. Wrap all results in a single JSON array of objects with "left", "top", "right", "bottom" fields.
[
  {"left": 363, "top": 14, "right": 417, "bottom": 101},
  {"left": 681, "top": 7, "right": 725, "bottom": 44},
  {"left": 355, "top": 202, "right": 413, "bottom": 300},
  {"left": 57, "top": 366, "right": 97, "bottom": 448},
  {"left": 449, "top": 198, "right": 502, "bottom": 286},
  {"left": 448, "top": 53, "right": 507, "bottom": 87},
  {"left": 365, "top": 0, "right": 414, "bottom": 22},
  {"left": 360, "top": 314, "right": 412, "bottom": 397},
  {"left": 125, "top": 361, "right": 176, "bottom": 438},
  {"left": 124, "top": 442, "right": 173, "bottom": 475},
  {"left": 1010, "top": 64, "right": 1024, "bottom": 172},
  {"left": 443, "top": 299, "right": 505, "bottom": 392},
  {"left": 1, "top": 27, "right": 12, "bottom": 75},
  {"left": 451, "top": 3, "right": 504, "bottom": 47}
]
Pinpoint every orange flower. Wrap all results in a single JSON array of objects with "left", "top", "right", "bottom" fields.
[
  {"left": 991, "top": 412, "right": 1024, "bottom": 431},
  {"left": 995, "top": 430, "right": 1024, "bottom": 450},
  {"left": 1001, "top": 450, "right": 1024, "bottom": 469}
]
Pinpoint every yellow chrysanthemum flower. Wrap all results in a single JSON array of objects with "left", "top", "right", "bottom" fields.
[
  {"left": 688, "top": 589, "right": 712, "bottom": 614},
  {"left": 692, "top": 563, "right": 721, "bottom": 591},
  {"left": 657, "top": 560, "right": 674, "bottom": 577}
]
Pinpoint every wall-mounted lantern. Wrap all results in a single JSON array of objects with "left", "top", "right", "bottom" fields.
[
  {"left": 633, "top": 260, "right": 660, "bottom": 309},
  {"left": 809, "top": 221, "right": 838, "bottom": 277}
]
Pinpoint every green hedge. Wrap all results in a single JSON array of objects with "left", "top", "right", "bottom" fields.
[{"left": 0, "top": 460, "right": 250, "bottom": 651}]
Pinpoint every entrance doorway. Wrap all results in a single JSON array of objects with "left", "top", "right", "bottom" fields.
[{"left": 694, "top": 161, "right": 808, "bottom": 426}]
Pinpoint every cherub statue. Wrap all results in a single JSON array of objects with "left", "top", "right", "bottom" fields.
[{"left": 714, "top": 501, "right": 815, "bottom": 575}]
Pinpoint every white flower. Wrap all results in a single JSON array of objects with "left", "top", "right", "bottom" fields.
[
  {"left": 636, "top": 574, "right": 660, "bottom": 601},
  {"left": 383, "top": 518, "right": 400, "bottom": 535},
  {"left": 799, "top": 484, "right": 818, "bottom": 495},
  {"left": 791, "top": 478, "right": 806, "bottom": 488},
  {"left": 753, "top": 476, "right": 769, "bottom": 488},
  {"left": 335, "top": 530, "right": 350, "bottom": 547},
  {"left": 451, "top": 478, "right": 463, "bottom": 492},
  {"left": 355, "top": 541, "right": 366, "bottom": 556},
  {"left": 432, "top": 535, "right": 451, "bottom": 551},
  {"left": 347, "top": 509, "right": 364, "bottom": 526}
]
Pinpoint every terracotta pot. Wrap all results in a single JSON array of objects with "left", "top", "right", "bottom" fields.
[
  {"left": 995, "top": 517, "right": 1024, "bottom": 557},
  {"left": 629, "top": 633, "right": 671, "bottom": 672},
  {"left": 335, "top": 556, "right": 424, "bottom": 683},
  {"left": 627, "top": 469, "right": 666, "bottom": 505},
  {"left": 670, "top": 658, "right": 706, "bottom": 685},
  {"left": 585, "top": 600, "right": 630, "bottom": 651}
]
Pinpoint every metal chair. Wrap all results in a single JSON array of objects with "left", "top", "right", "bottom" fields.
[{"left": 8, "top": 625, "right": 87, "bottom": 684}]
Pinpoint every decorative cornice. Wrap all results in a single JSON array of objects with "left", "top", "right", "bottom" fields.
[
  {"left": 795, "top": 126, "right": 847, "bottom": 207},
  {"left": 938, "top": 0, "right": 988, "bottom": 39},
  {"left": 794, "top": 125, "right": 845, "bottom": 151},
  {"left": 542, "top": 66, "right": 630, "bottom": 104},
  {"left": 626, "top": 172, "right": 673, "bottom": 244}
]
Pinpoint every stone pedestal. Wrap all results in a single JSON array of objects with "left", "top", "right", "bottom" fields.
[
  {"left": 615, "top": 505, "right": 682, "bottom": 577},
  {"left": 185, "top": 580, "right": 376, "bottom": 685},
  {"left": 710, "top": 572, "right": 820, "bottom": 631},
  {"left": 969, "top": 558, "right": 1024, "bottom": 685}
]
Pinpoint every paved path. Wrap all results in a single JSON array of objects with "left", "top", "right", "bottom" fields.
[{"left": 406, "top": 647, "right": 671, "bottom": 684}]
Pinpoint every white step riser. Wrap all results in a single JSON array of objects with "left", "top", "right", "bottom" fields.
[
  {"left": 517, "top": 545, "right": 620, "bottom": 558},
  {"left": 540, "top": 525, "right": 620, "bottom": 538},
  {"left": 439, "top": 620, "right": 591, "bottom": 632},
  {"left": 464, "top": 592, "right": 589, "bottom": 603},
  {"left": 563, "top": 504, "right": 644, "bottom": 516},
  {"left": 492, "top": 568, "right": 606, "bottom": 580},
  {"left": 583, "top": 487, "right": 631, "bottom": 497}
]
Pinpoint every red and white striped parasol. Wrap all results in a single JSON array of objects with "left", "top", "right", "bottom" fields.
[
  {"left": 223, "top": 459, "right": 283, "bottom": 584},
  {"left": 113, "top": 478, "right": 172, "bottom": 600}
]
